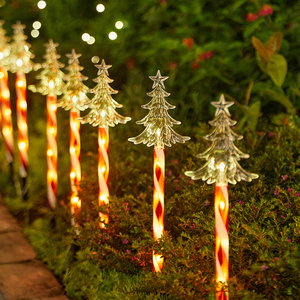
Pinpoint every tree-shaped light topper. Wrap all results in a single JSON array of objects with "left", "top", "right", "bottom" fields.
[
  {"left": 9, "top": 21, "right": 34, "bottom": 199},
  {"left": 129, "top": 70, "right": 190, "bottom": 272},
  {"left": 57, "top": 49, "right": 90, "bottom": 228},
  {"left": 29, "top": 39, "right": 65, "bottom": 210},
  {"left": 0, "top": 21, "right": 14, "bottom": 171},
  {"left": 79, "top": 59, "right": 131, "bottom": 226},
  {"left": 185, "top": 94, "right": 258, "bottom": 300}
]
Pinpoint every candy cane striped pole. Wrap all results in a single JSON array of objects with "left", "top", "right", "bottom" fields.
[
  {"left": 215, "top": 183, "right": 229, "bottom": 300},
  {"left": 98, "top": 126, "right": 109, "bottom": 226},
  {"left": 70, "top": 108, "right": 81, "bottom": 227},
  {"left": 0, "top": 68, "right": 14, "bottom": 168},
  {"left": 153, "top": 147, "right": 165, "bottom": 272},
  {"left": 46, "top": 92, "right": 57, "bottom": 209},
  {"left": 16, "top": 71, "right": 28, "bottom": 198}
]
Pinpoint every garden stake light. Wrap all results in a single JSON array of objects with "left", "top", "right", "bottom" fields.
[
  {"left": 129, "top": 70, "right": 190, "bottom": 272},
  {"left": 9, "top": 21, "right": 34, "bottom": 199},
  {"left": 57, "top": 49, "right": 90, "bottom": 228},
  {"left": 185, "top": 94, "right": 258, "bottom": 299},
  {"left": 79, "top": 59, "right": 131, "bottom": 227},
  {"left": 0, "top": 21, "right": 14, "bottom": 176},
  {"left": 29, "top": 39, "right": 65, "bottom": 209}
]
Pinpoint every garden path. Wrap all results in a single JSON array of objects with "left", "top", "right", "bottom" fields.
[{"left": 0, "top": 196, "right": 68, "bottom": 300}]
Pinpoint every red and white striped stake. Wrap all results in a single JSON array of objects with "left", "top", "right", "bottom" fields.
[
  {"left": 153, "top": 147, "right": 165, "bottom": 272},
  {"left": 0, "top": 68, "right": 14, "bottom": 165},
  {"left": 98, "top": 126, "right": 109, "bottom": 226},
  {"left": 46, "top": 91, "right": 58, "bottom": 209},
  {"left": 70, "top": 108, "right": 81, "bottom": 226},
  {"left": 16, "top": 72, "right": 28, "bottom": 183},
  {"left": 215, "top": 183, "right": 229, "bottom": 300}
]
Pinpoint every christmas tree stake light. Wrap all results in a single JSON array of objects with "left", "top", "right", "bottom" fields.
[
  {"left": 79, "top": 59, "right": 131, "bottom": 227},
  {"left": 57, "top": 49, "right": 90, "bottom": 228},
  {"left": 129, "top": 70, "right": 190, "bottom": 272},
  {"left": 0, "top": 21, "right": 14, "bottom": 175},
  {"left": 9, "top": 21, "right": 34, "bottom": 199},
  {"left": 185, "top": 94, "right": 258, "bottom": 299},
  {"left": 29, "top": 39, "right": 65, "bottom": 209}
]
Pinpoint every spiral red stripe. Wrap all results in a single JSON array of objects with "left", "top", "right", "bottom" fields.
[
  {"left": 70, "top": 109, "right": 81, "bottom": 226},
  {"left": 215, "top": 184, "right": 229, "bottom": 300},
  {"left": 16, "top": 72, "right": 28, "bottom": 178},
  {"left": 47, "top": 94, "right": 57, "bottom": 209},
  {"left": 153, "top": 147, "right": 165, "bottom": 272},
  {"left": 98, "top": 126, "right": 109, "bottom": 225},
  {"left": 0, "top": 68, "right": 14, "bottom": 163}
]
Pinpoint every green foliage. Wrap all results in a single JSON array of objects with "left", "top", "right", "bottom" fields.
[
  {"left": 2, "top": 124, "right": 300, "bottom": 299},
  {"left": 2, "top": 0, "right": 300, "bottom": 129}
]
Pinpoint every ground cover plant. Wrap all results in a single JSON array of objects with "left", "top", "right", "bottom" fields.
[{"left": 1, "top": 121, "right": 300, "bottom": 299}]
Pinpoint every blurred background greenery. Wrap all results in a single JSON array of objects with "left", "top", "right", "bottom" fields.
[{"left": 1, "top": 0, "right": 300, "bottom": 128}]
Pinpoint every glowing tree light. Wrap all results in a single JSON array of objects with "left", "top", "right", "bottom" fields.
[
  {"left": 29, "top": 39, "right": 64, "bottom": 209},
  {"left": 9, "top": 21, "right": 34, "bottom": 199},
  {"left": 57, "top": 49, "right": 90, "bottom": 227},
  {"left": 185, "top": 94, "right": 258, "bottom": 299},
  {"left": 0, "top": 21, "right": 14, "bottom": 175},
  {"left": 79, "top": 59, "right": 131, "bottom": 226},
  {"left": 129, "top": 70, "right": 190, "bottom": 272}
]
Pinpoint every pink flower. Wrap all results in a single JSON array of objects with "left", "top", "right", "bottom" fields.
[
  {"left": 291, "top": 246, "right": 294, "bottom": 250},
  {"left": 175, "top": 179, "right": 179, "bottom": 183},
  {"left": 281, "top": 215, "right": 284, "bottom": 218},
  {"left": 178, "top": 174, "right": 182, "bottom": 179},
  {"left": 288, "top": 188, "right": 293, "bottom": 192},
  {"left": 191, "top": 224, "right": 196, "bottom": 229},
  {"left": 138, "top": 193, "right": 143, "bottom": 198},
  {"left": 167, "top": 170, "right": 173, "bottom": 176},
  {"left": 122, "top": 239, "right": 129, "bottom": 244},
  {"left": 205, "top": 200, "right": 210, "bottom": 206},
  {"left": 131, "top": 256, "right": 136, "bottom": 261},
  {"left": 287, "top": 239, "right": 291, "bottom": 242},
  {"left": 126, "top": 207, "right": 130, "bottom": 211},
  {"left": 274, "top": 257, "right": 278, "bottom": 261},
  {"left": 268, "top": 132, "right": 274, "bottom": 137},
  {"left": 140, "top": 262, "right": 145, "bottom": 266},
  {"left": 257, "top": 131, "right": 264, "bottom": 135},
  {"left": 281, "top": 175, "right": 287, "bottom": 180},
  {"left": 126, "top": 249, "right": 131, "bottom": 254},
  {"left": 259, "top": 4, "right": 273, "bottom": 16},
  {"left": 176, "top": 185, "right": 180, "bottom": 191},
  {"left": 124, "top": 203, "right": 129, "bottom": 206},
  {"left": 260, "top": 265, "right": 269, "bottom": 271},
  {"left": 274, "top": 188, "right": 279, "bottom": 195},
  {"left": 172, "top": 159, "right": 179, "bottom": 164},
  {"left": 190, "top": 179, "right": 194, "bottom": 183},
  {"left": 247, "top": 13, "right": 258, "bottom": 22},
  {"left": 239, "top": 201, "right": 244, "bottom": 205}
]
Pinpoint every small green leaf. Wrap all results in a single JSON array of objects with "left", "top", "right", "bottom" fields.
[
  {"left": 267, "top": 54, "right": 287, "bottom": 86},
  {"left": 246, "top": 101, "right": 261, "bottom": 131}
]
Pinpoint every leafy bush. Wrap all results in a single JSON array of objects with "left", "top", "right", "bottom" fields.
[{"left": 2, "top": 124, "right": 300, "bottom": 299}]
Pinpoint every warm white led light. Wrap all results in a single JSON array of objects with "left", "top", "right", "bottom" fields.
[
  {"left": 31, "top": 29, "right": 39, "bottom": 38},
  {"left": 0, "top": 52, "right": 3, "bottom": 60},
  {"left": 16, "top": 59, "right": 23, "bottom": 67},
  {"left": 91, "top": 56, "right": 100, "bottom": 64},
  {"left": 96, "top": 4, "right": 105, "bottom": 12},
  {"left": 37, "top": 0, "right": 46, "bottom": 9},
  {"left": 33, "top": 21, "right": 42, "bottom": 29},
  {"left": 108, "top": 31, "right": 117, "bottom": 40},
  {"left": 82, "top": 33, "right": 90, "bottom": 42},
  {"left": 87, "top": 36, "right": 95, "bottom": 45},
  {"left": 220, "top": 201, "right": 225, "bottom": 210},
  {"left": 115, "top": 21, "right": 123, "bottom": 29}
]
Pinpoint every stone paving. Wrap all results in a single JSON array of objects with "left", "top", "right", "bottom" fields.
[{"left": 0, "top": 196, "right": 68, "bottom": 300}]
